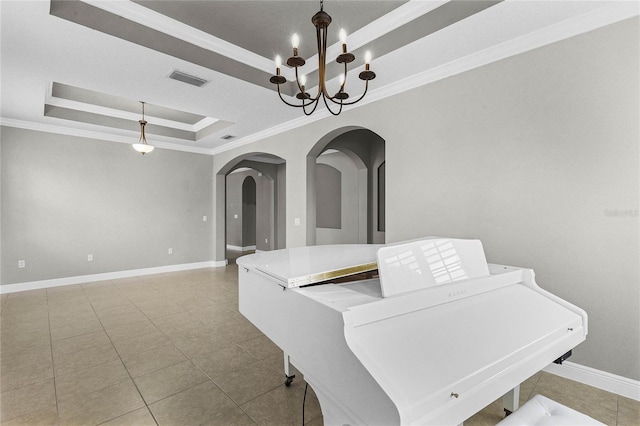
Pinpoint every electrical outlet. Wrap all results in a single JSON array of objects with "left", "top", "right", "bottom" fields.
[
  {"left": 294, "top": 218, "right": 300, "bottom": 226},
  {"left": 87, "top": 254, "right": 93, "bottom": 262},
  {"left": 265, "top": 238, "right": 268, "bottom": 244},
  {"left": 168, "top": 248, "right": 173, "bottom": 255},
  {"left": 202, "top": 216, "right": 207, "bottom": 222},
  {"left": 18, "top": 260, "right": 25, "bottom": 268}
]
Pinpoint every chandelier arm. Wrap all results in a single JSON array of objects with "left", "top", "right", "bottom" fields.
[
  {"left": 302, "top": 98, "right": 321, "bottom": 116},
  {"left": 335, "top": 80, "right": 370, "bottom": 106},
  {"left": 276, "top": 84, "right": 316, "bottom": 108},
  {"left": 293, "top": 67, "right": 322, "bottom": 102},
  {"left": 322, "top": 93, "right": 344, "bottom": 116},
  {"left": 324, "top": 62, "right": 347, "bottom": 103}
]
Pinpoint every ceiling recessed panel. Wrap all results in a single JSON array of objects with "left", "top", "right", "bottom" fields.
[{"left": 133, "top": 1, "right": 408, "bottom": 59}]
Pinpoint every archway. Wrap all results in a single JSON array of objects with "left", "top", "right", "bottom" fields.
[
  {"left": 306, "top": 127, "right": 385, "bottom": 246},
  {"left": 215, "top": 153, "right": 286, "bottom": 264}
]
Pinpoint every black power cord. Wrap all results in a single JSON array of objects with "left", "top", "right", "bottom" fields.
[{"left": 302, "top": 382, "right": 308, "bottom": 426}]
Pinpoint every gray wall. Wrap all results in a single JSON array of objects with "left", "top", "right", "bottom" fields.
[
  {"left": 315, "top": 163, "right": 342, "bottom": 229},
  {"left": 1, "top": 127, "right": 213, "bottom": 285},
  {"left": 211, "top": 18, "right": 639, "bottom": 380}
]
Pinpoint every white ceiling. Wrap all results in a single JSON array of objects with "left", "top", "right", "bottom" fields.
[{"left": 1, "top": 1, "right": 637, "bottom": 155}]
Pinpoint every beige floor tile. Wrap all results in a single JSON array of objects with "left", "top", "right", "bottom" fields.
[
  {"left": 0, "top": 379, "right": 56, "bottom": 422},
  {"left": 0, "top": 315, "right": 49, "bottom": 335},
  {"left": 54, "top": 359, "right": 130, "bottom": 398},
  {"left": 0, "top": 404, "right": 58, "bottom": 426},
  {"left": 262, "top": 352, "right": 293, "bottom": 377},
  {"left": 133, "top": 296, "right": 172, "bottom": 310},
  {"left": 149, "top": 380, "right": 238, "bottom": 425},
  {"left": 238, "top": 335, "right": 282, "bottom": 361},
  {"left": 192, "top": 341, "right": 260, "bottom": 380},
  {"left": 53, "top": 342, "right": 119, "bottom": 376},
  {"left": 207, "top": 312, "right": 263, "bottom": 342},
  {"left": 88, "top": 297, "right": 134, "bottom": 312},
  {"left": 100, "top": 407, "right": 157, "bottom": 426},
  {"left": 210, "top": 359, "right": 285, "bottom": 405},
  {"left": 57, "top": 379, "right": 145, "bottom": 425},
  {"left": 168, "top": 326, "right": 228, "bottom": 358},
  {"left": 0, "top": 329, "right": 51, "bottom": 354},
  {"left": 200, "top": 406, "right": 258, "bottom": 426},
  {"left": 0, "top": 360, "right": 54, "bottom": 393},
  {"left": 151, "top": 311, "right": 205, "bottom": 336},
  {"left": 134, "top": 360, "right": 209, "bottom": 403},
  {"left": 139, "top": 302, "right": 187, "bottom": 320},
  {"left": 48, "top": 307, "right": 95, "bottom": 324},
  {"left": 465, "top": 399, "right": 505, "bottom": 425},
  {"left": 99, "top": 310, "right": 149, "bottom": 329},
  {"left": 121, "top": 343, "right": 187, "bottom": 377},
  {"left": 532, "top": 372, "right": 618, "bottom": 425},
  {"left": 105, "top": 319, "right": 159, "bottom": 342},
  {"left": 50, "top": 317, "right": 103, "bottom": 341},
  {"left": 1, "top": 339, "right": 51, "bottom": 370},
  {"left": 617, "top": 396, "right": 640, "bottom": 426},
  {"left": 304, "top": 414, "right": 324, "bottom": 426},
  {"left": 111, "top": 329, "right": 172, "bottom": 358},
  {"left": 51, "top": 329, "right": 111, "bottom": 357},
  {"left": 240, "top": 381, "right": 322, "bottom": 426},
  {"left": 93, "top": 303, "right": 141, "bottom": 319},
  {"left": 179, "top": 296, "right": 222, "bottom": 311},
  {"left": 0, "top": 308, "right": 49, "bottom": 325}
]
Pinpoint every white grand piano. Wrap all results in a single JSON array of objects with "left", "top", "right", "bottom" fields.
[{"left": 237, "top": 238, "right": 587, "bottom": 425}]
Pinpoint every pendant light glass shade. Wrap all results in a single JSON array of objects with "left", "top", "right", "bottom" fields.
[{"left": 133, "top": 101, "right": 154, "bottom": 155}]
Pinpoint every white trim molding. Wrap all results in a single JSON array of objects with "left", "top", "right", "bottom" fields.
[
  {"left": 0, "top": 260, "right": 227, "bottom": 294},
  {"left": 226, "top": 244, "right": 257, "bottom": 252},
  {"left": 545, "top": 361, "right": 640, "bottom": 401}
]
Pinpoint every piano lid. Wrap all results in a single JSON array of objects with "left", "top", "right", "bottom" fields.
[{"left": 237, "top": 244, "right": 382, "bottom": 288}]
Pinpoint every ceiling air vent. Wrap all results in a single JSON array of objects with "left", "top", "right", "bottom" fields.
[
  {"left": 220, "top": 134, "right": 236, "bottom": 140},
  {"left": 168, "top": 70, "right": 209, "bottom": 87}
]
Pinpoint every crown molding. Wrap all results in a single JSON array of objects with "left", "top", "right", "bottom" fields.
[{"left": 0, "top": 117, "right": 213, "bottom": 155}]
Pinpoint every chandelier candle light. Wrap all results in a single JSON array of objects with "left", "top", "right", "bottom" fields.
[
  {"left": 270, "top": 0, "right": 376, "bottom": 116},
  {"left": 132, "top": 101, "right": 154, "bottom": 155}
]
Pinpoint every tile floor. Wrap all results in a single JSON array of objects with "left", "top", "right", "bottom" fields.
[{"left": 1, "top": 264, "right": 638, "bottom": 425}]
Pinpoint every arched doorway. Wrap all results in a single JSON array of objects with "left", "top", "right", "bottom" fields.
[
  {"left": 307, "top": 127, "right": 385, "bottom": 246},
  {"left": 215, "top": 153, "right": 286, "bottom": 264}
]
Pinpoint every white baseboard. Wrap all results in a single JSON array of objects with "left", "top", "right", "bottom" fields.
[
  {"left": 0, "top": 260, "right": 228, "bottom": 294},
  {"left": 226, "top": 244, "right": 256, "bottom": 251},
  {"left": 544, "top": 361, "right": 640, "bottom": 401}
]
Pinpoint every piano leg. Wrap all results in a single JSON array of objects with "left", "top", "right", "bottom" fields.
[
  {"left": 502, "top": 385, "right": 520, "bottom": 416},
  {"left": 284, "top": 352, "right": 295, "bottom": 386}
]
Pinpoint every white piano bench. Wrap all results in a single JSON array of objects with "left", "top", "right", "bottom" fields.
[{"left": 497, "top": 394, "right": 605, "bottom": 426}]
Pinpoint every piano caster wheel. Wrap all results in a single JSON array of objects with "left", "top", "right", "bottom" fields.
[
  {"left": 504, "top": 408, "right": 513, "bottom": 417},
  {"left": 285, "top": 374, "right": 295, "bottom": 387}
]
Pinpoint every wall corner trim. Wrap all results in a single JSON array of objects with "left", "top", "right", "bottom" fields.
[
  {"left": 0, "top": 261, "right": 226, "bottom": 294},
  {"left": 544, "top": 361, "right": 640, "bottom": 401}
]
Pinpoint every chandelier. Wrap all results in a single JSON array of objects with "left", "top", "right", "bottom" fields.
[
  {"left": 132, "top": 101, "right": 154, "bottom": 155},
  {"left": 270, "top": 0, "right": 376, "bottom": 116}
]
